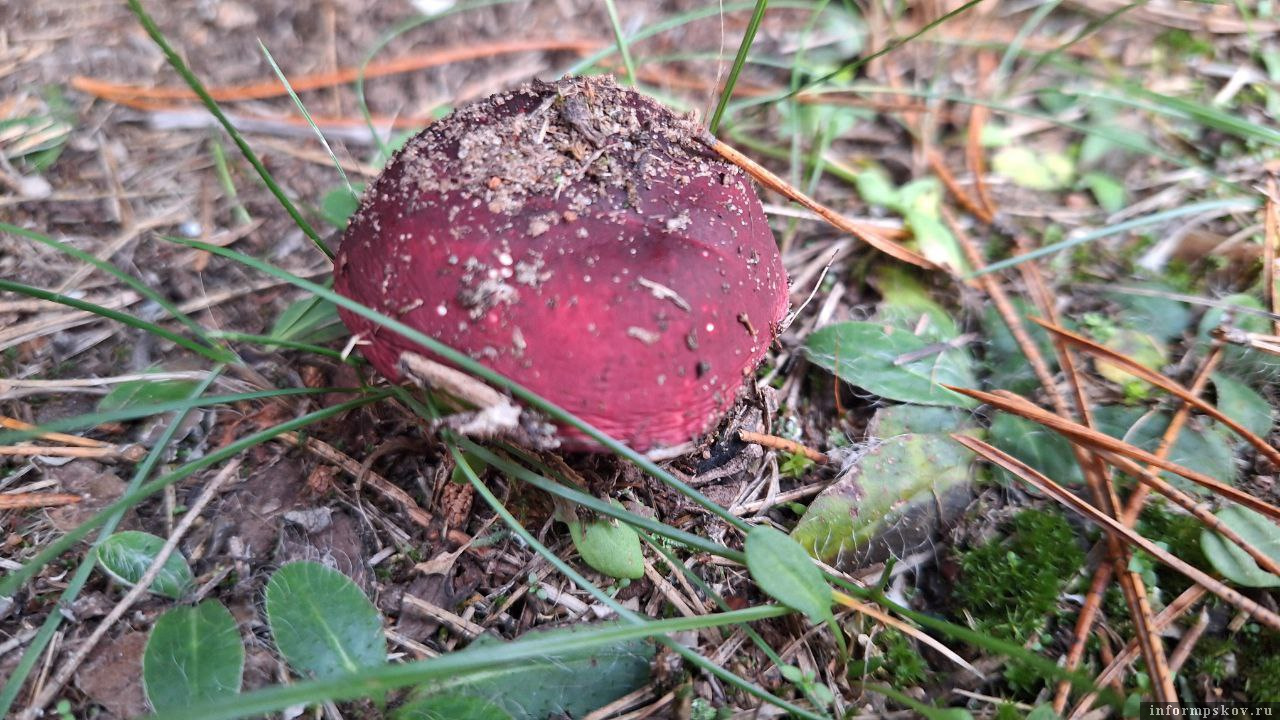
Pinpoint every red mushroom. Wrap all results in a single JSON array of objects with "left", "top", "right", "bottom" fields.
[{"left": 334, "top": 75, "right": 788, "bottom": 452}]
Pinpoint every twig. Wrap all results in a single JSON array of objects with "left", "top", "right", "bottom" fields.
[
  {"left": 0, "top": 493, "right": 81, "bottom": 510},
  {"left": 737, "top": 429, "right": 829, "bottom": 464}
]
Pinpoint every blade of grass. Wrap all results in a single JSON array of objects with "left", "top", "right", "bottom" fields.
[
  {"left": 126, "top": 0, "right": 332, "bottom": 260},
  {"left": 602, "top": 0, "right": 636, "bottom": 85},
  {"left": 147, "top": 604, "right": 789, "bottom": 720},
  {"left": 968, "top": 198, "right": 1259, "bottom": 277},
  {"left": 708, "top": 0, "right": 768, "bottom": 134},
  {"left": 0, "top": 279, "right": 230, "bottom": 363},
  {"left": 0, "top": 221, "right": 229, "bottom": 360},
  {"left": 259, "top": 41, "right": 355, "bottom": 196},
  {"left": 209, "top": 136, "right": 252, "bottom": 225},
  {"left": 0, "top": 387, "right": 340, "bottom": 446},
  {"left": 448, "top": 440, "right": 825, "bottom": 720}
]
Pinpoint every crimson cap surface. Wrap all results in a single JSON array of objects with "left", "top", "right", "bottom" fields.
[{"left": 334, "top": 75, "right": 788, "bottom": 451}]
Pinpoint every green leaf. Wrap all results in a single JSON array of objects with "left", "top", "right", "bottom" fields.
[
  {"left": 265, "top": 561, "right": 386, "bottom": 680},
  {"left": 792, "top": 434, "right": 972, "bottom": 569},
  {"left": 1212, "top": 373, "right": 1274, "bottom": 440},
  {"left": 394, "top": 693, "right": 513, "bottom": 720},
  {"left": 867, "top": 405, "right": 978, "bottom": 438},
  {"left": 144, "top": 600, "right": 245, "bottom": 713},
  {"left": 992, "top": 146, "right": 1074, "bottom": 191},
  {"left": 990, "top": 414, "right": 1084, "bottom": 486},
  {"left": 96, "top": 530, "right": 193, "bottom": 599},
  {"left": 745, "top": 526, "right": 832, "bottom": 624},
  {"left": 270, "top": 296, "right": 346, "bottom": 344},
  {"left": 1201, "top": 506, "right": 1280, "bottom": 588},
  {"left": 98, "top": 379, "right": 201, "bottom": 413},
  {"left": 320, "top": 186, "right": 362, "bottom": 230},
  {"left": 873, "top": 266, "right": 960, "bottom": 340},
  {"left": 1082, "top": 171, "right": 1127, "bottom": 213},
  {"left": 400, "top": 633, "right": 652, "bottom": 720},
  {"left": 804, "top": 322, "right": 977, "bottom": 408},
  {"left": 1094, "top": 407, "right": 1236, "bottom": 493},
  {"left": 1104, "top": 282, "right": 1191, "bottom": 342},
  {"left": 566, "top": 503, "right": 645, "bottom": 580}
]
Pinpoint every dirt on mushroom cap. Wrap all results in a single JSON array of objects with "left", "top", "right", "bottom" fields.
[{"left": 334, "top": 75, "right": 789, "bottom": 452}]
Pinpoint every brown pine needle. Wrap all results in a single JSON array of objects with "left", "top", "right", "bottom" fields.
[
  {"left": 1069, "top": 585, "right": 1209, "bottom": 719},
  {"left": 70, "top": 39, "right": 601, "bottom": 104},
  {"left": 702, "top": 136, "right": 939, "bottom": 271},
  {"left": 947, "top": 385, "right": 1280, "bottom": 522},
  {"left": 1029, "top": 317, "right": 1280, "bottom": 466},
  {"left": 737, "top": 430, "right": 829, "bottom": 464},
  {"left": 0, "top": 493, "right": 82, "bottom": 510},
  {"left": 1054, "top": 345, "right": 1221, "bottom": 712},
  {"left": 951, "top": 434, "right": 1280, "bottom": 632}
]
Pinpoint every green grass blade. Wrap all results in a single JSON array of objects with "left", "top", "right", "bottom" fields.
[
  {"left": 0, "top": 221, "right": 228, "bottom": 358},
  {"left": 458, "top": 439, "right": 743, "bottom": 561},
  {"left": 708, "top": 0, "right": 769, "bottom": 134},
  {"left": 146, "top": 605, "right": 789, "bottom": 720},
  {"left": 0, "top": 387, "right": 341, "bottom": 446},
  {"left": 602, "top": 0, "right": 637, "bottom": 85},
  {"left": 209, "top": 136, "right": 252, "bottom": 225},
  {"left": 0, "top": 279, "right": 231, "bottom": 362},
  {"left": 0, "top": 392, "right": 388, "bottom": 598},
  {"left": 355, "top": 0, "right": 515, "bottom": 156},
  {"left": 125, "top": 0, "right": 332, "bottom": 260},
  {"left": 450, "top": 445, "right": 825, "bottom": 720},
  {"left": 968, "top": 198, "right": 1259, "bottom": 277},
  {"left": 259, "top": 40, "right": 355, "bottom": 196}
]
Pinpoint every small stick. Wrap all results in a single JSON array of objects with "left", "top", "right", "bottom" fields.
[
  {"left": 0, "top": 416, "right": 112, "bottom": 448},
  {"left": 0, "top": 445, "right": 146, "bottom": 462},
  {"left": 0, "top": 493, "right": 81, "bottom": 510},
  {"left": 737, "top": 429, "right": 829, "bottom": 464}
]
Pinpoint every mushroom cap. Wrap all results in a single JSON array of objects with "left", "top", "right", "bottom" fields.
[{"left": 334, "top": 75, "right": 788, "bottom": 451}]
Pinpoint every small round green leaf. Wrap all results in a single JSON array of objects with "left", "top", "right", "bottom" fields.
[
  {"left": 143, "top": 600, "right": 244, "bottom": 713},
  {"left": 96, "top": 530, "right": 193, "bottom": 599},
  {"left": 745, "top": 526, "right": 832, "bottom": 624},
  {"left": 265, "top": 561, "right": 386, "bottom": 680},
  {"left": 567, "top": 504, "right": 645, "bottom": 580},
  {"left": 1201, "top": 506, "right": 1280, "bottom": 588}
]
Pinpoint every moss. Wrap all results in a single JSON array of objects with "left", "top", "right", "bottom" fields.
[
  {"left": 1240, "top": 627, "right": 1280, "bottom": 701},
  {"left": 879, "top": 629, "right": 930, "bottom": 687},
  {"left": 953, "top": 509, "right": 1084, "bottom": 643},
  {"left": 951, "top": 509, "right": 1085, "bottom": 698}
]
